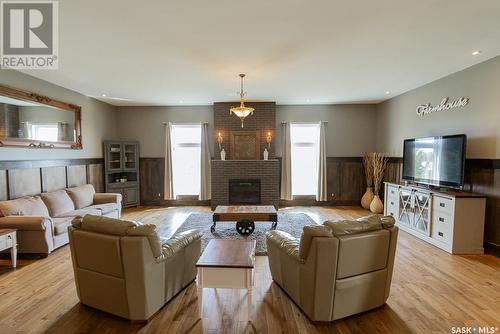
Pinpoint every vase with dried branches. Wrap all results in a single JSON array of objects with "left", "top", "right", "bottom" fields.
[
  {"left": 370, "top": 152, "right": 389, "bottom": 214},
  {"left": 361, "top": 152, "right": 375, "bottom": 209}
]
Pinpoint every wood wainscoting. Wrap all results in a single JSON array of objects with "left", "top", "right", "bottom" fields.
[{"left": 0, "top": 158, "right": 104, "bottom": 200}]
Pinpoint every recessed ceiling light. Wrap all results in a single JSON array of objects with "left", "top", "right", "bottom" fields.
[
  {"left": 306, "top": 98, "right": 310, "bottom": 103},
  {"left": 101, "top": 94, "right": 107, "bottom": 97},
  {"left": 385, "top": 91, "right": 390, "bottom": 95},
  {"left": 472, "top": 50, "right": 481, "bottom": 56},
  {"left": 179, "top": 100, "right": 183, "bottom": 104}
]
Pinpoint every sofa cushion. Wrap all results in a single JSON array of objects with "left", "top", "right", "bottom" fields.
[
  {"left": 56, "top": 208, "right": 102, "bottom": 218},
  {"left": 52, "top": 217, "right": 73, "bottom": 235},
  {"left": 66, "top": 184, "right": 96, "bottom": 209},
  {"left": 87, "top": 203, "right": 119, "bottom": 215},
  {"left": 41, "top": 190, "right": 75, "bottom": 217},
  {"left": 0, "top": 196, "right": 49, "bottom": 217}
]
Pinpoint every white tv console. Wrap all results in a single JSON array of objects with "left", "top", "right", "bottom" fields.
[{"left": 384, "top": 182, "right": 486, "bottom": 254}]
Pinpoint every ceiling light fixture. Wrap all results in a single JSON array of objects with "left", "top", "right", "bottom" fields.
[
  {"left": 385, "top": 91, "right": 390, "bottom": 95},
  {"left": 472, "top": 50, "right": 481, "bottom": 56},
  {"left": 102, "top": 94, "right": 107, "bottom": 97},
  {"left": 230, "top": 74, "right": 254, "bottom": 128}
]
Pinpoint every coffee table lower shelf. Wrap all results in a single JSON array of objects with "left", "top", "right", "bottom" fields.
[{"left": 197, "top": 266, "right": 254, "bottom": 320}]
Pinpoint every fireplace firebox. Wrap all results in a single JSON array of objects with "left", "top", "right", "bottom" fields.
[{"left": 228, "top": 179, "right": 261, "bottom": 205}]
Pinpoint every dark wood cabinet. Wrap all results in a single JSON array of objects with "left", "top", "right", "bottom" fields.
[{"left": 104, "top": 140, "right": 140, "bottom": 207}]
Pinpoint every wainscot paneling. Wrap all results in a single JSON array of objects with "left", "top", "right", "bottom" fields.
[
  {"left": 87, "top": 164, "right": 104, "bottom": 193},
  {"left": 0, "top": 158, "right": 104, "bottom": 200},
  {"left": 41, "top": 166, "right": 67, "bottom": 192},
  {"left": 140, "top": 158, "right": 164, "bottom": 205},
  {"left": 0, "top": 170, "right": 7, "bottom": 201},
  {"left": 8, "top": 168, "right": 41, "bottom": 198},
  {"left": 67, "top": 165, "right": 87, "bottom": 187}
]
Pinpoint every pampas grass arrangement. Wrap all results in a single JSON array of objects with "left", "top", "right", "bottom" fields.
[
  {"left": 361, "top": 153, "right": 375, "bottom": 209},
  {"left": 370, "top": 152, "right": 389, "bottom": 213}
]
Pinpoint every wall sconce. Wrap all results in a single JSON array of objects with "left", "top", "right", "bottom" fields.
[
  {"left": 217, "top": 132, "right": 223, "bottom": 150},
  {"left": 266, "top": 131, "right": 272, "bottom": 148}
]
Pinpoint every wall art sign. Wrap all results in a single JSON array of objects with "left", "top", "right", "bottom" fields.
[{"left": 416, "top": 97, "right": 469, "bottom": 116}]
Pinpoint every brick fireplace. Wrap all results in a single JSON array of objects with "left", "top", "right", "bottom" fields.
[{"left": 211, "top": 102, "right": 280, "bottom": 209}]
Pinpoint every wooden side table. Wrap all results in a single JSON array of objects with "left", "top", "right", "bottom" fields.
[
  {"left": 196, "top": 239, "right": 256, "bottom": 321},
  {"left": 0, "top": 229, "right": 17, "bottom": 268}
]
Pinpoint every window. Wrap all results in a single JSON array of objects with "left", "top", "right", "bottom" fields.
[
  {"left": 291, "top": 123, "right": 320, "bottom": 196},
  {"left": 171, "top": 124, "right": 201, "bottom": 198},
  {"left": 30, "top": 123, "right": 59, "bottom": 142}
]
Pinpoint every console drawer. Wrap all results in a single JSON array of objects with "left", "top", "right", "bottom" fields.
[
  {"left": 433, "top": 196, "right": 454, "bottom": 216},
  {"left": 386, "top": 185, "right": 399, "bottom": 201},
  {"left": 386, "top": 199, "right": 399, "bottom": 218},
  {"left": 431, "top": 213, "right": 453, "bottom": 245}
]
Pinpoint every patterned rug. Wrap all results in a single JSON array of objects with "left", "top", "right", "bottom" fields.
[{"left": 171, "top": 212, "right": 317, "bottom": 255}]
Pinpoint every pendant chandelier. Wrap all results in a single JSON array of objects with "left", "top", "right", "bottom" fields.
[{"left": 230, "top": 73, "right": 254, "bottom": 128}]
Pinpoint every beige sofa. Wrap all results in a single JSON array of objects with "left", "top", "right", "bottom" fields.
[
  {"left": 69, "top": 215, "right": 202, "bottom": 321},
  {"left": 0, "top": 184, "right": 122, "bottom": 255},
  {"left": 266, "top": 215, "right": 398, "bottom": 322}
]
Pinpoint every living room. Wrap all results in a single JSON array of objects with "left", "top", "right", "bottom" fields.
[{"left": 0, "top": 1, "right": 499, "bottom": 333}]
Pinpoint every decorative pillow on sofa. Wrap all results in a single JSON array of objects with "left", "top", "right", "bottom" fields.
[
  {"left": 66, "top": 184, "right": 96, "bottom": 209},
  {"left": 41, "top": 190, "right": 76, "bottom": 217},
  {"left": 0, "top": 196, "right": 50, "bottom": 217}
]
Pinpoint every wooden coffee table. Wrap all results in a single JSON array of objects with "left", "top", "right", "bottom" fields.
[
  {"left": 196, "top": 239, "right": 256, "bottom": 320},
  {"left": 212, "top": 205, "right": 278, "bottom": 235}
]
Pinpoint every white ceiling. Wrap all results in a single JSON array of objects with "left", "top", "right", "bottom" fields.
[{"left": 22, "top": 0, "right": 500, "bottom": 106}]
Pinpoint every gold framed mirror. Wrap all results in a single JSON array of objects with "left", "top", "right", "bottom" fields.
[{"left": 0, "top": 84, "right": 82, "bottom": 149}]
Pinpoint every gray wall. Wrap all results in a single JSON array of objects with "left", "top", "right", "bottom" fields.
[
  {"left": 116, "top": 104, "right": 377, "bottom": 158},
  {"left": 0, "top": 70, "right": 118, "bottom": 160},
  {"left": 375, "top": 55, "right": 500, "bottom": 158},
  {"left": 115, "top": 106, "right": 214, "bottom": 157},
  {"left": 276, "top": 104, "right": 377, "bottom": 157}
]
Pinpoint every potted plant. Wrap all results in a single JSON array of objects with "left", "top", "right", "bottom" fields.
[
  {"left": 370, "top": 152, "right": 388, "bottom": 214},
  {"left": 361, "top": 152, "right": 375, "bottom": 209}
]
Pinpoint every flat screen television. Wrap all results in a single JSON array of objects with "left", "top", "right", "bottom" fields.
[{"left": 402, "top": 134, "right": 466, "bottom": 189}]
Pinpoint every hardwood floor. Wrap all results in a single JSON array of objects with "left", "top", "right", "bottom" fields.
[{"left": 0, "top": 206, "right": 499, "bottom": 334}]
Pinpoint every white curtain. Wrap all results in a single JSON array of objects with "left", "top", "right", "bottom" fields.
[
  {"left": 280, "top": 122, "right": 292, "bottom": 200},
  {"left": 199, "top": 122, "right": 211, "bottom": 200},
  {"left": 164, "top": 122, "right": 174, "bottom": 200},
  {"left": 316, "top": 121, "right": 328, "bottom": 201}
]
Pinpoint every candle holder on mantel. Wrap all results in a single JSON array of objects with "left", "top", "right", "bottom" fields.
[
  {"left": 266, "top": 131, "right": 272, "bottom": 148},
  {"left": 217, "top": 132, "right": 223, "bottom": 150}
]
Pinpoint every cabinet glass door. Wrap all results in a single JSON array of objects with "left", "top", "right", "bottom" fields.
[
  {"left": 108, "top": 143, "right": 122, "bottom": 171},
  {"left": 414, "top": 191, "right": 431, "bottom": 236},
  {"left": 123, "top": 143, "right": 137, "bottom": 170},
  {"left": 398, "top": 189, "right": 413, "bottom": 227}
]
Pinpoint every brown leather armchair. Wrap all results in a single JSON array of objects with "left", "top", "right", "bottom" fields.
[{"left": 266, "top": 215, "right": 398, "bottom": 322}]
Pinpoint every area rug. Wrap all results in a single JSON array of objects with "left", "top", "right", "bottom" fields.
[{"left": 172, "top": 212, "right": 317, "bottom": 255}]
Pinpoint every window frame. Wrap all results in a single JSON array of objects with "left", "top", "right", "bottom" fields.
[
  {"left": 290, "top": 122, "right": 320, "bottom": 198},
  {"left": 170, "top": 123, "right": 202, "bottom": 199}
]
